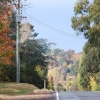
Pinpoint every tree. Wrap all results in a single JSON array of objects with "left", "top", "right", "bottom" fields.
[
  {"left": 9, "top": 12, "right": 16, "bottom": 41},
  {"left": 20, "top": 38, "right": 51, "bottom": 88},
  {"left": 79, "top": 46, "right": 91, "bottom": 90},
  {"left": 62, "top": 62, "right": 68, "bottom": 68},
  {"left": 72, "top": 0, "right": 100, "bottom": 90},
  {"left": 90, "top": 76, "right": 99, "bottom": 91},
  {"left": 71, "top": 0, "right": 90, "bottom": 37},
  {"left": 0, "top": 1, "right": 15, "bottom": 82},
  {"left": 48, "top": 67, "right": 59, "bottom": 91},
  {"left": 35, "top": 65, "right": 47, "bottom": 80},
  {"left": 72, "top": 0, "right": 100, "bottom": 46},
  {"left": 70, "top": 61, "right": 79, "bottom": 75},
  {"left": 71, "top": 76, "right": 79, "bottom": 91},
  {"left": 79, "top": 42, "right": 100, "bottom": 90},
  {"left": 20, "top": 39, "right": 50, "bottom": 67},
  {"left": 0, "top": 1, "right": 14, "bottom": 66},
  {"left": 66, "top": 74, "right": 70, "bottom": 91},
  {"left": 57, "top": 83, "right": 63, "bottom": 91},
  {"left": 58, "top": 57, "right": 65, "bottom": 66}
]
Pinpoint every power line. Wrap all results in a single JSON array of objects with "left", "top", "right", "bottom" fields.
[
  {"left": 23, "top": 12, "right": 85, "bottom": 39},
  {"left": 22, "top": 5, "right": 35, "bottom": 10}
]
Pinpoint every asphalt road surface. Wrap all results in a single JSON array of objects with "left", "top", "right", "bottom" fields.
[{"left": 57, "top": 91, "right": 100, "bottom": 100}]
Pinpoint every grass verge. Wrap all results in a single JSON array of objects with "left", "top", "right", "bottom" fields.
[{"left": 0, "top": 82, "right": 38, "bottom": 95}]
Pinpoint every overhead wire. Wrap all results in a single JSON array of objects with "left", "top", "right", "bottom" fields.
[
  {"left": 20, "top": 1, "right": 85, "bottom": 39},
  {"left": 21, "top": 1, "right": 35, "bottom": 10},
  {"left": 22, "top": 5, "right": 35, "bottom": 10},
  {"left": 21, "top": 0, "right": 26, "bottom": 5},
  {"left": 20, "top": 0, "right": 85, "bottom": 39},
  {"left": 23, "top": 11, "right": 85, "bottom": 39},
  {"left": 20, "top": 0, "right": 86, "bottom": 40}
]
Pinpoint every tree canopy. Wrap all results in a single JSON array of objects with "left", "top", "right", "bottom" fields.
[{"left": 72, "top": 0, "right": 100, "bottom": 90}]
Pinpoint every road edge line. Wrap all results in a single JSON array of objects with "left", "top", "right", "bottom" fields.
[{"left": 56, "top": 92, "right": 59, "bottom": 100}]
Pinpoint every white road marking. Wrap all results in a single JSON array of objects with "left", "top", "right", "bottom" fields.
[
  {"left": 94, "top": 91, "right": 100, "bottom": 92},
  {"left": 56, "top": 92, "right": 59, "bottom": 100}
]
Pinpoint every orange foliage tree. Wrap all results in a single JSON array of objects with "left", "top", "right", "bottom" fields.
[{"left": 0, "top": 1, "right": 15, "bottom": 66}]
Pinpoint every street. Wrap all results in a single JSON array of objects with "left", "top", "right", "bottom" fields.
[{"left": 57, "top": 91, "right": 100, "bottom": 100}]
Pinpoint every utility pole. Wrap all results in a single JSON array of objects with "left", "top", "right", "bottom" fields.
[
  {"left": 16, "top": 0, "right": 21, "bottom": 83},
  {"left": 15, "top": 0, "right": 35, "bottom": 83}
]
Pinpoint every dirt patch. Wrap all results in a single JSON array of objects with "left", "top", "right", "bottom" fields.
[{"left": 0, "top": 94, "right": 56, "bottom": 100}]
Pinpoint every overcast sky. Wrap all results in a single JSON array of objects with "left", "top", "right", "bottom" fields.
[{"left": 22, "top": 0, "right": 87, "bottom": 52}]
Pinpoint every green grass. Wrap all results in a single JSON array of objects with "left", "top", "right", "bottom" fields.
[{"left": 0, "top": 82, "right": 38, "bottom": 95}]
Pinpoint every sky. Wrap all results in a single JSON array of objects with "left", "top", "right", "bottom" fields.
[{"left": 22, "top": 0, "right": 87, "bottom": 52}]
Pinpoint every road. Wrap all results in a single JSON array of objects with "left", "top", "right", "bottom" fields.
[{"left": 57, "top": 91, "right": 100, "bottom": 100}]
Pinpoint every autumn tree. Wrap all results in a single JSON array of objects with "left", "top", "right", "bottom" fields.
[
  {"left": 0, "top": 1, "right": 15, "bottom": 81},
  {"left": 48, "top": 67, "right": 59, "bottom": 91},
  {"left": 66, "top": 73, "right": 70, "bottom": 91},
  {"left": 90, "top": 76, "right": 99, "bottom": 91},
  {"left": 62, "top": 62, "right": 67, "bottom": 68},
  {"left": 0, "top": 2, "right": 14, "bottom": 66}
]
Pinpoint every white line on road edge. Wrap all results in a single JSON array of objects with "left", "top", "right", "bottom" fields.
[
  {"left": 94, "top": 91, "right": 100, "bottom": 92},
  {"left": 56, "top": 92, "right": 59, "bottom": 100}
]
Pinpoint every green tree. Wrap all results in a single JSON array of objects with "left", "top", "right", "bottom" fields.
[
  {"left": 71, "top": 0, "right": 100, "bottom": 46},
  {"left": 79, "top": 46, "right": 91, "bottom": 90},
  {"left": 72, "top": 0, "right": 100, "bottom": 90},
  {"left": 20, "top": 39, "right": 50, "bottom": 67},
  {"left": 70, "top": 61, "right": 79, "bottom": 75},
  {"left": 20, "top": 38, "right": 51, "bottom": 88},
  {"left": 79, "top": 42, "right": 100, "bottom": 90},
  {"left": 71, "top": 0, "right": 90, "bottom": 37},
  {"left": 9, "top": 12, "right": 16, "bottom": 40},
  {"left": 57, "top": 83, "right": 63, "bottom": 91},
  {"left": 58, "top": 57, "right": 65, "bottom": 66},
  {"left": 35, "top": 65, "right": 47, "bottom": 80}
]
